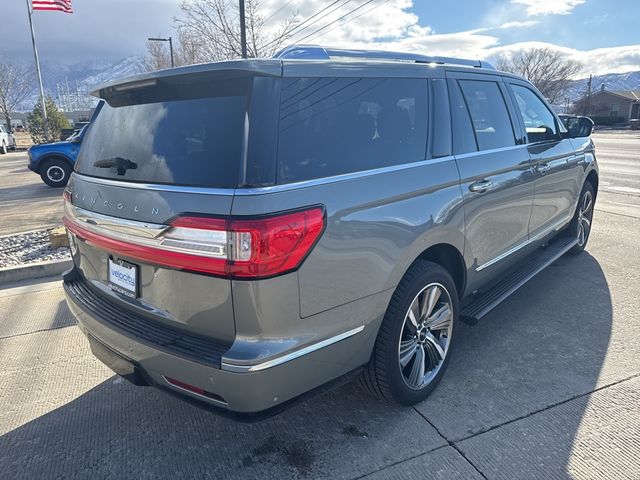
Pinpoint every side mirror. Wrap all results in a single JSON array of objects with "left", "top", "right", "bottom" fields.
[{"left": 567, "top": 116, "right": 594, "bottom": 138}]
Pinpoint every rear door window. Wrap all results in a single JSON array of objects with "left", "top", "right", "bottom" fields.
[
  {"left": 458, "top": 80, "right": 516, "bottom": 151},
  {"left": 276, "top": 77, "right": 428, "bottom": 184},
  {"left": 76, "top": 78, "right": 249, "bottom": 188}
]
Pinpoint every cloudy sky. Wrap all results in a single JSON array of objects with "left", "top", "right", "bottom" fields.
[{"left": 1, "top": 0, "right": 639, "bottom": 76}]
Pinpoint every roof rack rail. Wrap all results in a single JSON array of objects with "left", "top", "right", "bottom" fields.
[{"left": 273, "top": 45, "right": 495, "bottom": 70}]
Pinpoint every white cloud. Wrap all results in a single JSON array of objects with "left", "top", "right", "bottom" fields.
[
  {"left": 260, "top": 0, "right": 639, "bottom": 77},
  {"left": 511, "top": 0, "right": 586, "bottom": 16},
  {"left": 497, "top": 20, "right": 539, "bottom": 29},
  {"left": 485, "top": 41, "right": 640, "bottom": 76}
]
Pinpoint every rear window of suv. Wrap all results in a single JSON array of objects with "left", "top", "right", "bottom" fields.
[
  {"left": 76, "top": 78, "right": 249, "bottom": 188},
  {"left": 276, "top": 77, "right": 428, "bottom": 184}
]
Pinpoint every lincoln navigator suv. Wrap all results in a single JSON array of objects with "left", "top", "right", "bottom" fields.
[{"left": 62, "top": 46, "right": 598, "bottom": 416}]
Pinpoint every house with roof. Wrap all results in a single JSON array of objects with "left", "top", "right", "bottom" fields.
[{"left": 584, "top": 88, "right": 640, "bottom": 122}]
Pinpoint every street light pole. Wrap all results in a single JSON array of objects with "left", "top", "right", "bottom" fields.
[
  {"left": 239, "top": 0, "right": 247, "bottom": 59},
  {"left": 148, "top": 37, "right": 174, "bottom": 68},
  {"left": 168, "top": 36, "right": 174, "bottom": 68}
]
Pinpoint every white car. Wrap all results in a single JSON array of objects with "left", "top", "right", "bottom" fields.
[{"left": 0, "top": 124, "right": 17, "bottom": 154}]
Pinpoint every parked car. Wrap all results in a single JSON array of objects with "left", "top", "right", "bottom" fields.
[
  {"left": 0, "top": 124, "right": 17, "bottom": 154},
  {"left": 27, "top": 125, "right": 87, "bottom": 187},
  {"left": 61, "top": 46, "right": 598, "bottom": 418}
]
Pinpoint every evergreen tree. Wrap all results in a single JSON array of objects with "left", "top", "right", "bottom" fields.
[{"left": 27, "top": 96, "right": 71, "bottom": 144}]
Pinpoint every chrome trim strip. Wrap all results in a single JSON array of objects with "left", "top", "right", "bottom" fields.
[
  {"left": 73, "top": 173, "right": 235, "bottom": 196},
  {"left": 73, "top": 156, "right": 455, "bottom": 197},
  {"left": 454, "top": 145, "right": 524, "bottom": 160},
  {"left": 68, "top": 204, "right": 168, "bottom": 239},
  {"left": 476, "top": 215, "right": 571, "bottom": 272},
  {"left": 221, "top": 325, "right": 365, "bottom": 373},
  {"left": 235, "top": 157, "right": 455, "bottom": 195}
]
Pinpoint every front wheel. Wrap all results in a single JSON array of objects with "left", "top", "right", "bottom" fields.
[
  {"left": 567, "top": 182, "right": 595, "bottom": 255},
  {"left": 363, "top": 261, "right": 458, "bottom": 405},
  {"left": 40, "top": 159, "right": 71, "bottom": 187},
  {"left": 0, "top": 141, "right": 6, "bottom": 154}
]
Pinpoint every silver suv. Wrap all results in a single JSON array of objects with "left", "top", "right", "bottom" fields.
[{"left": 62, "top": 46, "right": 598, "bottom": 417}]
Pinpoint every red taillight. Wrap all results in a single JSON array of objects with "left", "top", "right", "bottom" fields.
[
  {"left": 227, "top": 208, "right": 326, "bottom": 278},
  {"left": 64, "top": 206, "right": 325, "bottom": 279}
]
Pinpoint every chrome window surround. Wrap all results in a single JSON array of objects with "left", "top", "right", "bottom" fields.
[{"left": 72, "top": 154, "right": 457, "bottom": 196}]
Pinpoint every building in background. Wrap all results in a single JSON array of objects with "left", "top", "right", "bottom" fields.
[{"left": 582, "top": 88, "right": 640, "bottom": 122}]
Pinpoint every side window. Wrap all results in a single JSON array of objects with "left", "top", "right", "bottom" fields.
[
  {"left": 448, "top": 80, "right": 477, "bottom": 155},
  {"left": 276, "top": 77, "right": 428, "bottom": 184},
  {"left": 458, "top": 80, "right": 516, "bottom": 151},
  {"left": 510, "top": 84, "right": 558, "bottom": 143}
]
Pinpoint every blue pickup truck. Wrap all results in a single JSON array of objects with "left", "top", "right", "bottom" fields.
[{"left": 27, "top": 126, "right": 86, "bottom": 187}]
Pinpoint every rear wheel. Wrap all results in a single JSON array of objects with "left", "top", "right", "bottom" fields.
[
  {"left": 0, "top": 141, "right": 6, "bottom": 154},
  {"left": 40, "top": 159, "right": 71, "bottom": 187},
  {"left": 567, "top": 182, "right": 595, "bottom": 255},
  {"left": 363, "top": 261, "right": 458, "bottom": 405}
]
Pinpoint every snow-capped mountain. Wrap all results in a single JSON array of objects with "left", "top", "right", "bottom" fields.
[
  {"left": 18, "top": 56, "right": 146, "bottom": 111},
  {"left": 565, "top": 71, "right": 640, "bottom": 102}
]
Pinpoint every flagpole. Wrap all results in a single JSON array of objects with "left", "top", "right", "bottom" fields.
[{"left": 25, "top": 0, "right": 48, "bottom": 140}]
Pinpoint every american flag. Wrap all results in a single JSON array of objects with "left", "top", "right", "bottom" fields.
[{"left": 32, "top": 0, "right": 73, "bottom": 13}]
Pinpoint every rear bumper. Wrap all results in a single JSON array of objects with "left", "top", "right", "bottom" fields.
[{"left": 63, "top": 269, "right": 374, "bottom": 415}]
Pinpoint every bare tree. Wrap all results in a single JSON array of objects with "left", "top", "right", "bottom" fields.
[
  {"left": 145, "top": 29, "right": 209, "bottom": 71},
  {"left": 175, "top": 0, "right": 299, "bottom": 62},
  {"left": 495, "top": 48, "right": 581, "bottom": 103},
  {"left": 0, "top": 58, "right": 34, "bottom": 132}
]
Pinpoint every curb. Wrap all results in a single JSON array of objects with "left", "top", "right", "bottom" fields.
[{"left": 0, "top": 259, "right": 72, "bottom": 285}]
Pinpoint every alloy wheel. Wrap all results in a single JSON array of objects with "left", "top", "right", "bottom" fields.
[
  {"left": 577, "top": 190, "right": 593, "bottom": 247},
  {"left": 398, "top": 283, "right": 453, "bottom": 389},
  {"left": 46, "top": 165, "right": 65, "bottom": 183}
]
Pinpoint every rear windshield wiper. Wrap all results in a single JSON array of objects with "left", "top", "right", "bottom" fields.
[{"left": 93, "top": 157, "right": 138, "bottom": 176}]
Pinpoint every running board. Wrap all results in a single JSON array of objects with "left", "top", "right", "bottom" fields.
[{"left": 460, "top": 236, "right": 578, "bottom": 325}]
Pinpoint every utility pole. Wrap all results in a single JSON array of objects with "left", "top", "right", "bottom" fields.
[
  {"left": 584, "top": 74, "right": 592, "bottom": 117},
  {"left": 239, "top": 0, "right": 248, "bottom": 58},
  {"left": 25, "top": 0, "right": 48, "bottom": 140}
]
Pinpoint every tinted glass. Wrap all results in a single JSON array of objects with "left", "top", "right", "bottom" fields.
[
  {"left": 448, "top": 80, "right": 477, "bottom": 155},
  {"left": 76, "top": 80, "right": 248, "bottom": 188},
  {"left": 510, "top": 84, "right": 558, "bottom": 143},
  {"left": 277, "top": 77, "right": 427, "bottom": 183},
  {"left": 459, "top": 80, "right": 515, "bottom": 151}
]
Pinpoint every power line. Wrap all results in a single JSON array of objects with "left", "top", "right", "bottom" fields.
[
  {"left": 304, "top": 0, "right": 393, "bottom": 43},
  {"left": 262, "top": 0, "right": 350, "bottom": 50},
  {"left": 264, "top": 0, "right": 296, "bottom": 24},
  {"left": 283, "top": 0, "right": 353, "bottom": 42},
  {"left": 296, "top": 0, "right": 389, "bottom": 44}
]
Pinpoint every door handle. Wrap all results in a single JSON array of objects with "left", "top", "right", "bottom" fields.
[
  {"left": 535, "top": 163, "right": 551, "bottom": 175},
  {"left": 469, "top": 180, "right": 493, "bottom": 193}
]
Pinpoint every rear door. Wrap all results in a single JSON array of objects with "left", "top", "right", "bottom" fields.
[
  {"left": 447, "top": 72, "right": 534, "bottom": 290},
  {"left": 505, "top": 80, "right": 580, "bottom": 237}
]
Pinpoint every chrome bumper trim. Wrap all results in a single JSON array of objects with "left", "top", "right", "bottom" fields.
[{"left": 221, "top": 325, "right": 365, "bottom": 373}]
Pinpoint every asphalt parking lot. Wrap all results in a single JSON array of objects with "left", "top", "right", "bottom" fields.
[
  {"left": 0, "top": 150, "right": 65, "bottom": 236},
  {"left": 0, "top": 131, "right": 639, "bottom": 478}
]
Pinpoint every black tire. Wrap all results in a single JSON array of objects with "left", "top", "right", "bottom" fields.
[
  {"left": 40, "top": 158, "right": 71, "bottom": 187},
  {"left": 566, "top": 181, "right": 595, "bottom": 255},
  {"left": 0, "top": 141, "right": 6, "bottom": 155},
  {"left": 363, "top": 260, "right": 459, "bottom": 405}
]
